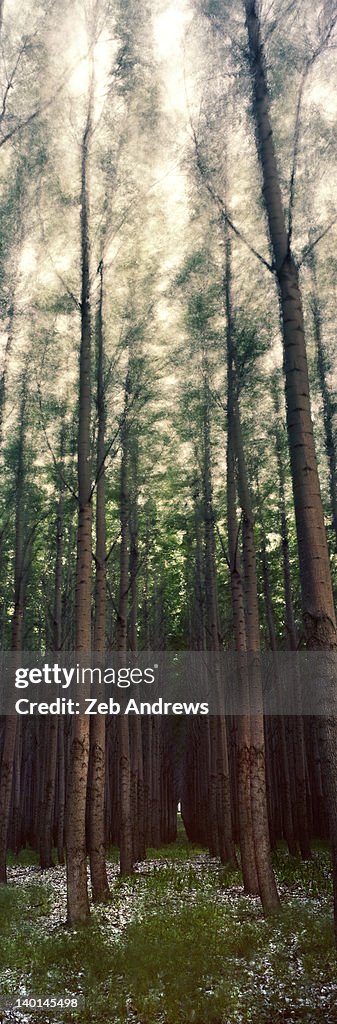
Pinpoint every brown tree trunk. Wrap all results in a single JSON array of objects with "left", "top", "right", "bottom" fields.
[
  {"left": 39, "top": 427, "right": 66, "bottom": 869},
  {"left": 66, "top": 104, "right": 92, "bottom": 926},
  {"left": 308, "top": 247, "right": 337, "bottom": 550},
  {"left": 129, "top": 427, "right": 146, "bottom": 863},
  {"left": 0, "top": 295, "right": 14, "bottom": 448},
  {"left": 0, "top": 386, "right": 26, "bottom": 882},
  {"left": 89, "top": 259, "right": 109, "bottom": 902},
  {"left": 234, "top": 399, "right": 280, "bottom": 910},
  {"left": 244, "top": 0, "right": 337, "bottom": 938},
  {"left": 201, "top": 354, "right": 236, "bottom": 865},
  {"left": 271, "top": 380, "right": 298, "bottom": 651},
  {"left": 259, "top": 514, "right": 298, "bottom": 857},
  {"left": 225, "top": 231, "right": 259, "bottom": 894},
  {"left": 117, "top": 374, "right": 133, "bottom": 875},
  {"left": 57, "top": 719, "right": 66, "bottom": 864},
  {"left": 230, "top": 318, "right": 280, "bottom": 910}
]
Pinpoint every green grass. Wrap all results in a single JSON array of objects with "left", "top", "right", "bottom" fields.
[
  {"left": 107, "top": 815, "right": 205, "bottom": 863},
  {"left": 7, "top": 846, "right": 41, "bottom": 867},
  {"left": 0, "top": 845, "right": 336, "bottom": 1024}
]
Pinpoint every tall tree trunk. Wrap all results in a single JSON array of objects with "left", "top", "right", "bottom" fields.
[
  {"left": 271, "top": 381, "right": 298, "bottom": 651},
  {"left": 129, "top": 425, "right": 146, "bottom": 863},
  {"left": 258, "top": 509, "right": 298, "bottom": 857},
  {"left": 234, "top": 399, "right": 279, "bottom": 910},
  {"left": 89, "top": 259, "right": 109, "bottom": 902},
  {"left": 308, "top": 247, "right": 337, "bottom": 550},
  {"left": 0, "top": 296, "right": 14, "bottom": 448},
  {"left": 244, "top": 0, "right": 336, "bottom": 645},
  {"left": 40, "top": 426, "right": 66, "bottom": 869},
  {"left": 0, "top": 387, "right": 26, "bottom": 882},
  {"left": 66, "top": 104, "right": 92, "bottom": 926},
  {"left": 244, "top": 0, "right": 337, "bottom": 938},
  {"left": 228, "top": 281, "right": 279, "bottom": 909},
  {"left": 117, "top": 373, "right": 133, "bottom": 875},
  {"left": 225, "top": 231, "right": 259, "bottom": 894},
  {"left": 201, "top": 354, "right": 236, "bottom": 865}
]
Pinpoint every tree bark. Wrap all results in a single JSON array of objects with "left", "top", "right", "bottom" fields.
[
  {"left": 308, "top": 247, "right": 337, "bottom": 551},
  {"left": 89, "top": 259, "right": 109, "bottom": 902},
  {"left": 117, "top": 372, "right": 133, "bottom": 875},
  {"left": 0, "top": 386, "right": 26, "bottom": 882},
  {"left": 225, "top": 231, "right": 259, "bottom": 893},
  {"left": 66, "top": 104, "right": 92, "bottom": 926},
  {"left": 201, "top": 352, "right": 236, "bottom": 865},
  {"left": 244, "top": 0, "right": 337, "bottom": 938},
  {"left": 230, "top": 299, "right": 280, "bottom": 910}
]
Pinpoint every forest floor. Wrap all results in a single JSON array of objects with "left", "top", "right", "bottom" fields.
[{"left": 0, "top": 833, "right": 337, "bottom": 1024}]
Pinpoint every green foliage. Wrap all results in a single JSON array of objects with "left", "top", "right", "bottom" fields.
[{"left": 0, "top": 847, "right": 335, "bottom": 1024}]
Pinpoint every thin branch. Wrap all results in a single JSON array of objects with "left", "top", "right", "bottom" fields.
[
  {"left": 100, "top": 154, "right": 184, "bottom": 276},
  {"left": 90, "top": 386, "right": 145, "bottom": 500},
  {"left": 0, "top": 43, "right": 27, "bottom": 125},
  {"left": 0, "top": 48, "right": 95, "bottom": 149},
  {"left": 89, "top": 422, "right": 122, "bottom": 500},
  {"left": 37, "top": 384, "right": 79, "bottom": 503},
  {"left": 216, "top": 524, "right": 230, "bottom": 569},
  {"left": 22, "top": 511, "right": 51, "bottom": 574},
  {"left": 263, "top": 0, "right": 298, "bottom": 41},
  {"left": 192, "top": 129, "right": 274, "bottom": 273},
  {"left": 106, "top": 577, "right": 119, "bottom": 617},
  {"left": 105, "top": 531, "right": 121, "bottom": 563},
  {"left": 299, "top": 217, "right": 337, "bottom": 266},
  {"left": 222, "top": 209, "right": 274, "bottom": 273},
  {"left": 287, "top": 5, "right": 337, "bottom": 242},
  {"left": 287, "top": 65, "right": 309, "bottom": 246},
  {"left": 37, "top": 202, "right": 80, "bottom": 310}
]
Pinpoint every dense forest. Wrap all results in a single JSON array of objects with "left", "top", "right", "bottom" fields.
[{"left": 1, "top": 1, "right": 337, "bottom": 1021}]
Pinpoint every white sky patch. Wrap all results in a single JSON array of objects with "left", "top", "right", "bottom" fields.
[
  {"left": 67, "top": 24, "right": 89, "bottom": 97},
  {"left": 153, "top": 0, "right": 193, "bottom": 115},
  {"left": 308, "top": 81, "right": 337, "bottom": 119},
  {"left": 67, "top": 25, "right": 113, "bottom": 121},
  {"left": 19, "top": 243, "right": 37, "bottom": 276}
]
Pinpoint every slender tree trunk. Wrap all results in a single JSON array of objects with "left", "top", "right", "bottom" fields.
[
  {"left": 244, "top": 0, "right": 336, "bottom": 644},
  {"left": 227, "top": 287, "right": 280, "bottom": 909},
  {"left": 225, "top": 232, "right": 259, "bottom": 894},
  {"left": 259, "top": 514, "right": 298, "bottom": 857},
  {"left": 57, "top": 720, "right": 66, "bottom": 864},
  {"left": 271, "top": 382, "right": 298, "bottom": 651},
  {"left": 308, "top": 248, "right": 337, "bottom": 550},
  {"left": 201, "top": 355, "right": 236, "bottom": 865},
  {"left": 66, "top": 105, "right": 92, "bottom": 926},
  {"left": 0, "top": 296, "right": 14, "bottom": 448},
  {"left": 244, "top": 0, "right": 337, "bottom": 938},
  {"left": 89, "top": 260, "right": 109, "bottom": 902},
  {"left": 117, "top": 374, "right": 133, "bottom": 875},
  {"left": 271, "top": 383, "right": 311, "bottom": 857},
  {"left": 40, "top": 427, "right": 66, "bottom": 869},
  {"left": 234, "top": 397, "right": 280, "bottom": 910},
  {"left": 0, "top": 387, "right": 25, "bottom": 882},
  {"left": 129, "top": 427, "right": 146, "bottom": 863}
]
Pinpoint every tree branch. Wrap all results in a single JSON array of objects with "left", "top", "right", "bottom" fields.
[
  {"left": 299, "top": 217, "right": 337, "bottom": 266},
  {"left": 287, "top": 4, "right": 337, "bottom": 243},
  {"left": 37, "top": 384, "right": 79, "bottom": 503},
  {"left": 216, "top": 524, "right": 230, "bottom": 569},
  {"left": 192, "top": 129, "right": 274, "bottom": 273},
  {"left": 0, "top": 43, "right": 27, "bottom": 126},
  {"left": 287, "top": 65, "right": 309, "bottom": 246}
]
